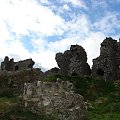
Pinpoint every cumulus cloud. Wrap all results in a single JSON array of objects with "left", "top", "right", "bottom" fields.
[
  {"left": 0, "top": 0, "right": 65, "bottom": 70},
  {"left": 63, "top": 4, "right": 70, "bottom": 11},
  {"left": 93, "top": 12, "right": 120, "bottom": 34},
  {"left": 81, "top": 32, "right": 106, "bottom": 67},
  {"left": 0, "top": 0, "right": 119, "bottom": 71},
  {"left": 32, "top": 50, "right": 57, "bottom": 71},
  {"left": 61, "top": 0, "right": 87, "bottom": 9}
]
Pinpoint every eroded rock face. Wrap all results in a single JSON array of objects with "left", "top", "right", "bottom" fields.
[
  {"left": 0, "top": 68, "right": 44, "bottom": 96},
  {"left": 92, "top": 37, "right": 120, "bottom": 80},
  {"left": 55, "top": 45, "right": 91, "bottom": 76},
  {"left": 69, "top": 45, "right": 91, "bottom": 76},
  {"left": 44, "top": 67, "right": 60, "bottom": 77},
  {"left": 1, "top": 56, "right": 35, "bottom": 71},
  {"left": 23, "top": 80, "right": 87, "bottom": 120},
  {"left": 55, "top": 50, "right": 72, "bottom": 75}
]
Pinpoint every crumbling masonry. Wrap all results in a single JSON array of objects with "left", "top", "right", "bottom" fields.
[
  {"left": 23, "top": 80, "right": 87, "bottom": 120},
  {"left": 55, "top": 45, "right": 91, "bottom": 76},
  {"left": 0, "top": 37, "right": 120, "bottom": 80},
  {"left": 92, "top": 37, "right": 120, "bottom": 80},
  {"left": 1, "top": 56, "right": 35, "bottom": 71}
]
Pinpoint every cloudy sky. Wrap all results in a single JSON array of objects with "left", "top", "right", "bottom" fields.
[{"left": 0, "top": 0, "right": 120, "bottom": 71}]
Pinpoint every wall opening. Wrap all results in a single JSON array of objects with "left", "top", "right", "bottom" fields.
[
  {"left": 117, "top": 65, "right": 120, "bottom": 69},
  {"left": 15, "top": 66, "right": 19, "bottom": 71},
  {"left": 96, "top": 68, "right": 104, "bottom": 76}
]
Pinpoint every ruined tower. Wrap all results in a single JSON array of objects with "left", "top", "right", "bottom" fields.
[
  {"left": 92, "top": 37, "right": 120, "bottom": 80},
  {"left": 1, "top": 56, "right": 35, "bottom": 71},
  {"left": 55, "top": 45, "right": 91, "bottom": 76}
]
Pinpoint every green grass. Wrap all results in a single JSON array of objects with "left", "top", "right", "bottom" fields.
[
  {"left": 0, "top": 106, "right": 55, "bottom": 120},
  {"left": 0, "top": 96, "right": 56, "bottom": 120},
  {"left": 0, "top": 75, "right": 120, "bottom": 120},
  {"left": 43, "top": 75, "right": 120, "bottom": 120},
  {"left": 88, "top": 112, "right": 120, "bottom": 120}
]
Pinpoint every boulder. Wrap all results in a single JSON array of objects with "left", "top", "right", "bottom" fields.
[{"left": 23, "top": 80, "right": 87, "bottom": 120}]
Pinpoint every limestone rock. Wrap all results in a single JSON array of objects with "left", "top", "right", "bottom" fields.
[{"left": 23, "top": 81, "right": 87, "bottom": 120}]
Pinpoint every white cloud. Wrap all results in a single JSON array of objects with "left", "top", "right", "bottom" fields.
[
  {"left": 0, "top": 0, "right": 66, "bottom": 70},
  {"left": 31, "top": 37, "right": 78, "bottom": 69},
  {"left": 61, "top": 0, "right": 87, "bottom": 9},
  {"left": 32, "top": 51, "right": 57, "bottom": 71},
  {"left": 93, "top": 12, "right": 120, "bottom": 33},
  {"left": 48, "top": 37, "right": 80, "bottom": 52},
  {"left": 7, "top": 39, "right": 30, "bottom": 59},
  {"left": 0, "top": 0, "right": 119, "bottom": 72},
  {"left": 81, "top": 32, "right": 106, "bottom": 67},
  {"left": 31, "top": 38, "right": 58, "bottom": 70},
  {"left": 36, "top": 0, "right": 50, "bottom": 4},
  {"left": 63, "top": 4, "right": 70, "bottom": 11},
  {"left": 66, "top": 14, "right": 90, "bottom": 35},
  {"left": 0, "top": 0, "right": 65, "bottom": 36},
  {"left": 0, "top": 20, "right": 11, "bottom": 41},
  {"left": 0, "top": 38, "right": 30, "bottom": 59},
  {"left": 31, "top": 38, "right": 48, "bottom": 52}
]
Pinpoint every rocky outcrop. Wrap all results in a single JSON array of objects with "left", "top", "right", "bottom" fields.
[
  {"left": 92, "top": 37, "right": 120, "bottom": 80},
  {"left": 0, "top": 68, "right": 44, "bottom": 96},
  {"left": 1, "top": 56, "right": 35, "bottom": 71},
  {"left": 23, "top": 80, "right": 87, "bottom": 120},
  {"left": 44, "top": 67, "right": 60, "bottom": 77},
  {"left": 1, "top": 37, "right": 120, "bottom": 81},
  {"left": 69, "top": 45, "right": 91, "bottom": 76},
  {"left": 55, "top": 50, "right": 72, "bottom": 75},
  {"left": 55, "top": 45, "right": 91, "bottom": 76}
]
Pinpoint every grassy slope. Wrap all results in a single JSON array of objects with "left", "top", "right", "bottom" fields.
[
  {"left": 44, "top": 75, "right": 120, "bottom": 120},
  {"left": 0, "top": 75, "right": 120, "bottom": 120},
  {"left": 0, "top": 97, "right": 55, "bottom": 120}
]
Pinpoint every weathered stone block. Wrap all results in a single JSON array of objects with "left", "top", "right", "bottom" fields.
[{"left": 23, "top": 80, "right": 87, "bottom": 120}]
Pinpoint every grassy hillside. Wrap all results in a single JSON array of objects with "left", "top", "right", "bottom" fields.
[
  {"left": 44, "top": 75, "right": 120, "bottom": 120},
  {"left": 0, "top": 75, "right": 120, "bottom": 120},
  {"left": 0, "top": 97, "right": 56, "bottom": 120}
]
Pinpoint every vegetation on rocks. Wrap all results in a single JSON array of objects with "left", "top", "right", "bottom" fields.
[
  {"left": 0, "top": 75, "right": 120, "bottom": 120},
  {"left": 44, "top": 75, "right": 120, "bottom": 120},
  {"left": 0, "top": 96, "right": 56, "bottom": 120}
]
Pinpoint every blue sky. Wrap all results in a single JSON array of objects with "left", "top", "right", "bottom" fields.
[{"left": 0, "top": 0, "right": 120, "bottom": 71}]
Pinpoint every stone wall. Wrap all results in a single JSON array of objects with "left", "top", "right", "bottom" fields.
[
  {"left": 92, "top": 37, "right": 120, "bottom": 80},
  {"left": 1, "top": 37, "right": 120, "bottom": 81},
  {"left": 55, "top": 45, "right": 91, "bottom": 76},
  {"left": 0, "top": 68, "right": 44, "bottom": 96},
  {"left": 23, "top": 80, "right": 87, "bottom": 120},
  {"left": 44, "top": 67, "right": 60, "bottom": 77},
  {"left": 1, "top": 56, "right": 35, "bottom": 71}
]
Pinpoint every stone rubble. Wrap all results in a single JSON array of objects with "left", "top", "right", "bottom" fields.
[{"left": 23, "top": 80, "right": 87, "bottom": 120}]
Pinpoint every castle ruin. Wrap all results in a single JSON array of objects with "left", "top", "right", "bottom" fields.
[
  {"left": 1, "top": 56, "right": 35, "bottom": 71},
  {"left": 0, "top": 37, "right": 120, "bottom": 80},
  {"left": 55, "top": 45, "right": 91, "bottom": 76},
  {"left": 92, "top": 37, "right": 120, "bottom": 80}
]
